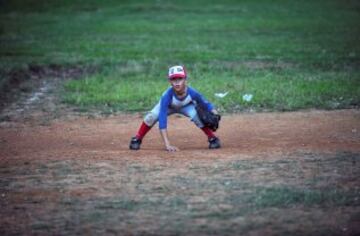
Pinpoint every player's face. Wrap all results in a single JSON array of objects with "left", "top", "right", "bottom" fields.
[{"left": 170, "top": 77, "right": 186, "bottom": 93}]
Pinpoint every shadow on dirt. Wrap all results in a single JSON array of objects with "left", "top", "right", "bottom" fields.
[
  {"left": 0, "top": 63, "right": 98, "bottom": 112},
  {"left": 0, "top": 64, "right": 101, "bottom": 126}
]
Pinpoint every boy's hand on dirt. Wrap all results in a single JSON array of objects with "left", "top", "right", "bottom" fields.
[{"left": 166, "top": 145, "right": 179, "bottom": 152}]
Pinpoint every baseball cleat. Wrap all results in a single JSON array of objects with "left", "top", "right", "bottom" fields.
[
  {"left": 208, "top": 137, "right": 221, "bottom": 149},
  {"left": 129, "top": 137, "right": 142, "bottom": 150}
]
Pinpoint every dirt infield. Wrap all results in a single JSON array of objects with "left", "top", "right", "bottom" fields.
[
  {"left": 1, "top": 109, "right": 360, "bottom": 235},
  {"left": 1, "top": 109, "right": 359, "bottom": 159}
]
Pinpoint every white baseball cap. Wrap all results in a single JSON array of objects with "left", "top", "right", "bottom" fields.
[{"left": 168, "top": 65, "right": 187, "bottom": 80}]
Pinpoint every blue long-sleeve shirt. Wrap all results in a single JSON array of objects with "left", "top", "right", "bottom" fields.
[{"left": 158, "top": 86, "right": 214, "bottom": 129}]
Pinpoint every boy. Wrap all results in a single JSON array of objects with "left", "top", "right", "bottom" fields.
[{"left": 129, "top": 65, "right": 221, "bottom": 152}]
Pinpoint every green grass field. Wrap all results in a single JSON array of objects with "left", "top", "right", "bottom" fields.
[{"left": 1, "top": 0, "right": 359, "bottom": 112}]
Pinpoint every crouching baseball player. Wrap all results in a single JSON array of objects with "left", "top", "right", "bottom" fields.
[{"left": 129, "top": 65, "right": 221, "bottom": 152}]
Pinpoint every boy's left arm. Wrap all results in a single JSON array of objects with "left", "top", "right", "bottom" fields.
[
  {"left": 190, "top": 88, "right": 221, "bottom": 131},
  {"left": 189, "top": 87, "right": 217, "bottom": 113}
]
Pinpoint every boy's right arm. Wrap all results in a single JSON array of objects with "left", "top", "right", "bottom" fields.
[
  {"left": 160, "top": 129, "right": 179, "bottom": 152},
  {"left": 158, "top": 89, "right": 178, "bottom": 152}
]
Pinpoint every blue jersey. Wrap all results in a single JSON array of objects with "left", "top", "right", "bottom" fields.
[{"left": 158, "top": 86, "right": 213, "bottom": 129}]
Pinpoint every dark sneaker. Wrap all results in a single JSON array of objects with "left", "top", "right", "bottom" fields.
[
  {"left": 208, "top": 137, "right": 221, "bottom": 149},
  {"left": 129, "top": 137, "right": 142, "bottom": 150}
]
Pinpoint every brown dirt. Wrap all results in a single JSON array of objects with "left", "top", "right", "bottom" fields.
[
  {"left": 1, "top": 109, "right": 359, "bottom": 160},
  {"left": 0, "top": 109, "right": 359, "bottom": 235}
]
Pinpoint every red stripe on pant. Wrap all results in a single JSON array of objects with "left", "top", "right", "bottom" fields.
[
  {"left": 201, "top": 126, "right": 216, "bottom": 139},
  {"left": 136, "top": 122, "right": 151, "bottom": 140}
]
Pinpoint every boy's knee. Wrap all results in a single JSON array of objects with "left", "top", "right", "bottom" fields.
[
  {"left": 144, "top": 112, "right": 157, "bottom": 126},
  {"left": 191, "top": 114, "right": 204, "bottom": 128},
  {"left": 184, "top": 105, "right": 204, "bottom": 128}
]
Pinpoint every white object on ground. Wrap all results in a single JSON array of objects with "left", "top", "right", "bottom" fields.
[
  {"left": 242, "top": 94, "right": 253, "bottom": 102},
  {"left": 214, "top": 91, "right": 229, "bottom": 98}
]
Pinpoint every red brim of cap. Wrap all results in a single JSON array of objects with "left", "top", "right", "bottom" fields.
[{"left": 169, "top": 74, "right": 186, "bottom": 80}]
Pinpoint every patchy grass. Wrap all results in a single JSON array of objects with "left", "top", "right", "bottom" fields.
[
  {"left": 250, "top": 187, "right": 359, "bottom": 208},
  {"left": 1, "top": 152, "right": 359, "bottom": 235}
]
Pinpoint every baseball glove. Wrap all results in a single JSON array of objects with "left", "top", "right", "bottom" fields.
[{"left": 195, "top": 104, "right": 221, "bottom": 131}]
